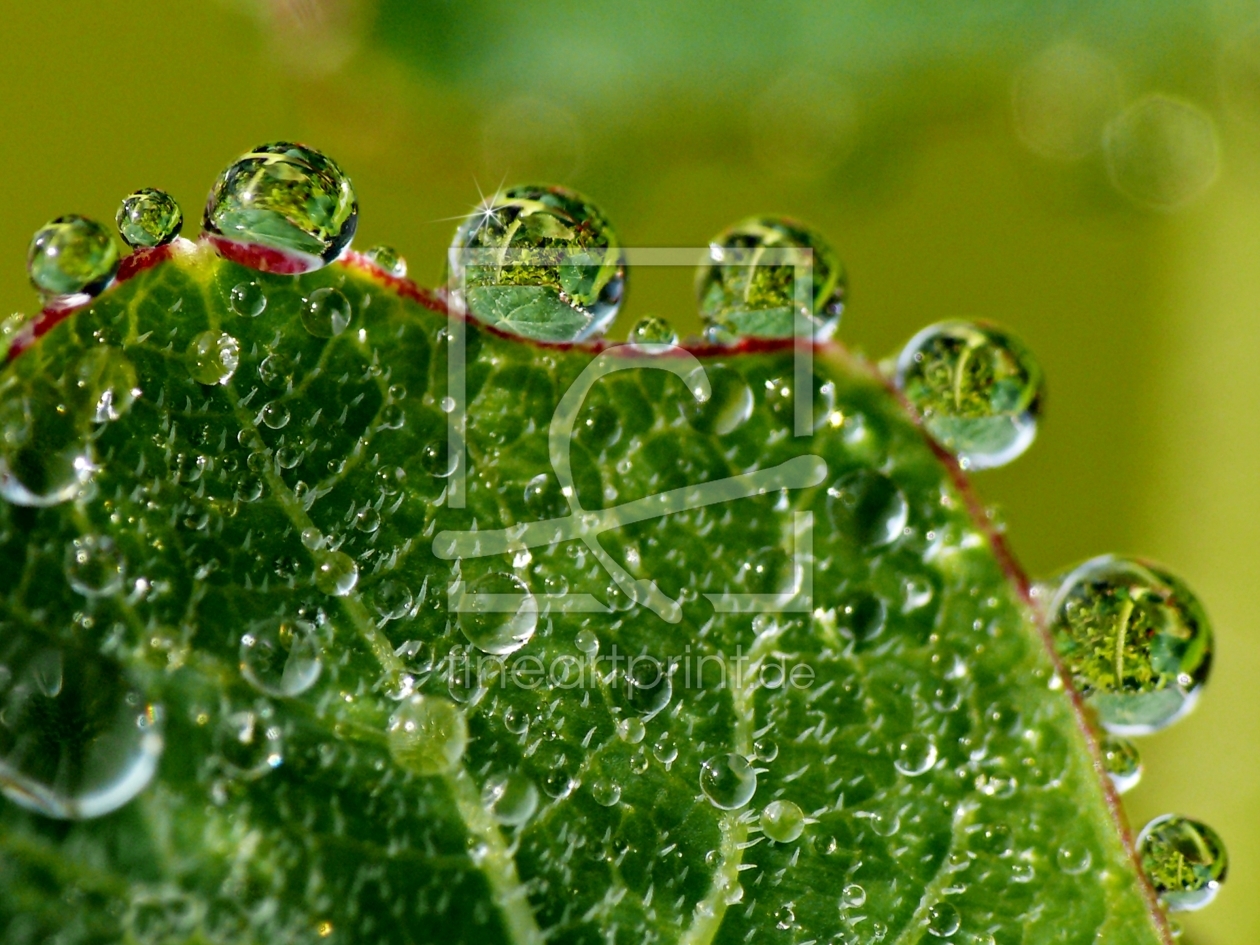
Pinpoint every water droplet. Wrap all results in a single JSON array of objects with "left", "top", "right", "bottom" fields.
[
  {"left": 1104, "top": 95, "right": 1220, "bottom": 210},
  {"left": 115, "top": 188, "right": 182, "bottom": 248},
  {"left": 371, "top": 581, "right": 413, "bottom": 622},
  {"left": 260, "top": 401, "right": 291, "bottom": 430},
  {"left": 185, "top": 330, "right": 240, "bottom": 385},
  {"left": 1056, "top": 843, "right": 1092, "bottom": 875},
  {"left": 774, "top": 904, "right": 796, "bottom": 931},
  {"left": 617, "top": 717, "right": 646, "bottom": 744},
  {"left": 65, "top": 534, "right": 125, "bottom": 597},
  {"left": 684, "top": 365, "right": 753, "bottom": 435},
  {"left": 869, "top": 810, "right": 900, "bottom": 837},
  {"left": 216, "top": 706, "right": 283, "bottom": 779},
  {"left": 895, "top": 321, "right": 1043, "bottom": 470},
  {"left": 203, "top": 142, "right": 358, "bottom": 268},
  {"left": 826, "top": 469, "right": 908, "bottom": 547},
  {"left": 387, "top": 694, "right": 467, "bottom": 776},
  {"left": 448, "top": 184, "right": 625, "bottom": 342},
  {"left": 840, "top": 883, "right": 867, "bottom": 909},
  {"left": 457, "top": 572, "right": 538, "bottom": 655},
  {"left": 894, "top": 733, "right": 938, "bottom": 777},
  {"left": 971, "top": 822, "right": 1012, "bottom": 856},
  {"left": 1010, "top": 861, "right": 1035, "bottom": 883},
  {"left": 229, "top": 281, "right": 267, "bottom": 318},
  {"left": 27, "top": 215, "right": 119, "bottom": 299},
  {"left": 591, "top": 777, "right": 622, "bottom": 807},
  {"left": 420, "top": 439, "right": 456, "bottom": 478},
  {"left": 76, "top": 347, "right": 138, "bottom": 424},
  {"left": 314, "top": 551, "right": 359, "bottom": 597},
  {"left": 1100, "top": 733, "right": 1143, "bottom": 794},
  {"left": 652, "top": 734, "right": 678, "bottom": 765},
  {"left": 699, "top": 753, "right": 757, "bottom": 810},
  {"left": 482, "top": 771, "right": 539, "bottom": 826},
  {"left": 239, "top": 616, "right": 322, "bottom": 698},
  {"left": 760, "top": 799, "right": 805, "bottom": 842},
  {"left": 1138, "top": 814, "right": 1227, "bottom": 912},
  {"left": 354, "top": 507, "right": 381, "bottom": 533},
  {"left": 0, "top": 385, "right": 95, "bottom": 506},
  {"left": 623, "top": 658, "right": 672, "bottom": 719},
  {"left": 1048, "top": 555, "right": 1211, "bottom": 734},
  {"left": 364, "top": 244, "right": 407, "bottom": 277},
  {"left": 926, "top": 901, "right": 961, "bottom": 938},
  {"left": 697, "top": 215, "right": 846, "bottom": 340},
  {"left": 628, "top": 316, "right": 677, "bottom": 345},
  {"left": 574, "top": 628, "right": 599, "bottom": 656},
  {"left": 0, "top": 642, "right": 162, "bottom": 818},
  {"left": 752, "top": 737, "right": 779, "bottom": 762},
  {"left": 302, "top": 287, "right": 353, "bottom": 338}
]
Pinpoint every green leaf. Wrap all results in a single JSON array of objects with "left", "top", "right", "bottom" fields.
[{"left": 0, "top": 245, "right": 1168, "bottom": 945}]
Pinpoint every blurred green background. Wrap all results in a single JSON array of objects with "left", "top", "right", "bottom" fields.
[{"left": 0, "top": 1, "right": 1256, "bottom": 940}]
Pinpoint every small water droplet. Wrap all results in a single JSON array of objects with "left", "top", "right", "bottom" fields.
[
  {"left": 65, "top": 534, "right": 125, "bottom": 597},
  {"left": 27, "top": 215, "right": 119, "bottom": 299},
  {"left": 895, "top": 321, "right": 1043, "bottom": 470},
  {"left": 699, "top": 753, "right": 757, "bottom": 810},
  {"left": 827, "top": 469, "right": 908, "bottom": 548},
  {"left": 364, "top": 244, "right": 407, "bottom": 277},
  {"left": 869, "top": 810, "right": 900, "bottom": 837},
  {"left": 0, "top": 642, "right": 162, "bottom": 818},
  {"left": 302, "top": 287, "right": 353, "bottom": 338},
  {"left": 482, "top": 771, "right": 539, "bottom": 826},
  {"left": 116, "top": 188, "right": 182, "bottom": 248},
  {"left": 457, "top": 573, "right": 537, "bottom": 656},
  {"left": 683, "top": 365, "right": 753, "bottom": 436},
  {"left": 260, "top": 401, "right": 291, "bottom": 430},
  {"left": 652, "top": 734, "right": 678, "bottom": 765},
  {"left": 387, "top": 694, "right": 467, "bottom": 776},
  {"left": 1100, "top": 733, "right": 1143, "bottom": 794},
  {"left": 229, "top": 280, "right": 267, "bottom": 317},
  {"left": 840, "top": 883, "right": 867, "bottom": 909},
  {"left": 216, "top": 706, "right": 283, "bottom": 779},
  {"left": 1138, "top": 814, "right": 1228, "bottom": 912},
  {"left": 1056, "top": 843, "right": 1092, "bottom": 875},
  {"left": 1010, "top": 861, "right": 1035, "bottom": 883},
  {"left": 371, "top": 580, "right": 413, "bottom": 621},
  {"left": 628, "top": 316, "right": 677, "bottom": 345},
  {"left": 1048, "top": 555, "right": 1211, "bottom": 734},
  {"left": 752, "top": 737, "right": 779, "bottom": 763},
  {"left": 574, "top": 628, "right": 599, "bottom": 656},
  {"left": 239, "top": 616, "right": 322, "bottom": 698},
  {"left": 314, "top": 551, "right": 358, "bottom": 597},
  {"left": 591, "top": 777, "right": 622, "bottom": 807},
  {"left": 617, "top": 717, "right": 646, "bottom": 744},
  {"left": 185, "top": 330, "right": 240, "bottom": 385},
  {"left": 894, "top": 733, "right": 938, "bottom": 777},
  {"left": 760, "top": 799, "right": 805, "bottom": 842},
  {"left": 926, "top": 901, "right": 961, "bottom": 938},
  {"left": 697, "top": 215, "right": 846, "bottom": 339},
  {"left": 774, "top": 903, "right": 796, "bottom": 931},
  {"left": 203, "top": 142, "right": 357, "bottom": 269}
]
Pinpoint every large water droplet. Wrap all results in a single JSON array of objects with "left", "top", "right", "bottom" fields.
[
  {"left": 623, "top": 658, "right": 673, "bottom": 719},
  {"left": 1137, "top": 814, "right": 1228, "bottom": 912},
  {"left": 826, "top": 469, "right": 908, "bottom": 547},
  {"left": 457, "top": 572, "right": 538, "bottom": 656},
  {"left": 364, "top": 244, "right": 407, "bottom": 277},
  {"left": 895, "top": 321, "right": 1043, "bottom": 470},
  {"left": 301, "top": 287, "right": 352, "bottom": 338},
  {"left": 387, "top": 693, "right": 467, "bottom": 776},
  {"left": 314, "top": 551, "right": 359, "bottom": 597},
  {"left": 699, "top": 753, "right": 757, "bottom": 810},
  {"left": 696, "top": 215, "right": 846, "bottom": 340},
  {"left": 926, "top": 901, "right": 961, "bottom": 938},
  {"left": 239, "top": 617, "right": 322, "bottom": 698},
  {"left": 760, "top": 799, "right": 805, "bottom": 842},
  {"left": 0, "top": 642, "right": 162, "bottom": 818},
  {"left": 65, "top": 535, "right": 125, "bottom": 597},
  {"left": 185, "top": 331, "right": 240, "bottom": 385},
  {"left": 1048, "top": 555, "right": 1211, "bottom": 734},
  {"left": 27, "top": 215, "right": 119, "bottom": 299},
  {"left": 0, "top": 383, "right": 95, "bottom": 507},
  {"left": 203, "top": 142, "right": 358, "bottom": 269},
  {"left": 894, "top": 733, "right": 938, "bottom": 777},
  {"left": 448, "top": 184, "right": 625, "bottom": 342},
  {"left": 1100, "top": 733, "right": 1143, "bottom": 794},
  {"left": 628, "top": 316, "right": 677, "bottom": 345},
  {"left": 116, "top": 188, "right": 182, "bottom": 248},
  {"left": 482, "top": 771, "right": 539, "bottom": 826}
]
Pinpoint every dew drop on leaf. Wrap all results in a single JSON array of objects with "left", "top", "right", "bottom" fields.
[
  {"left": 386, "top": 693, "right": 468, "bottom": 776},
  {"left": 65, "top": 534, "right": 125, "bottom": 597},
  {"left": 364, "top": 244, "right": 407, "bottom": 278},
  {"left": 752, "top": 737, "right": 779, "bottom": 762},
  {"left": 1047, "top": 555, "right": 1212, "bottom": 734},
  {"left": 0, "top": 641, "right": 162, "bottom": 818},
  {"left": 185, "top": 330, "right": 240, "bottom": 385},
  {"left": 482, "top": 771, "right": 539, "bottom": 826},
  {"left": 203, "top": 142, "right": 358, "bottom": 268},
  {"left": 1056, "top": 843, "right": 1092, "bottom": 875},
  {"left": 371, "top": 580, "right": 413, "bottom": 620},
  {"left": 894, "top": 321, "right": 1043, "bottom": 470},
  {"left": 652, "top": 734, "right": 678, "bottom": 765},
  {"left": 27, "top": 215, "right": 119, "bottom": 299},
  {"left": 696, "top": 215, "right": 846, "bottom": 340},
  {"left": 77, "top": 347, "right": 139, "bottom": 424},
  {"left": 215, "top": 706, "right": 283, "bottom": 779},
  {"left": 683, "top": 365, "right": 753, "bottom": 436},
  {"left": 699, "top": 753, "right": 757, "bottom": 810},
  {"left": 1137, "top": 814, "right": 1228, "bottom": 912},
  {"left": 591, "top": 777, "right": 621, "bottom": 807},
  {"left": 115, "top": 188, "right": 182, "bottom": 248},
  {"left": 314, "top": 551, "right": 359, "bottom": 597},
  {"left": 868, "top": 809, "right": 900, "bottom": 837},
  {"left": 760, "top": 799, "right": 805, "bottom": 842},
  {"left": 894, "top": 732, "right": 938, "bottom": 777},
  {"left": 0, "top": 391, "right": 95, "bottom": 507},
  {"left": 229, "top": 280, "right": 267, "bottom": 318},
  {"left": 1099, "top": 733, "right": 1143, "bottom": 794},
  {"left": 457, "top": 573, "right": 537, "bottom": 655},
  {"left": 840, "top": 883, "right": 866, "bottom": 908},
  {"left": 617, "top": 717, "right": 646, "bottom": 744},
  {"left": 260, "top": 401, "right": 291, "bottom": 430},
  {"left": 628, "top": 316, "right": 677, "bottom": 345},
  {"left": 239, "top": 616, "right": 322, "bottom": 698},
  {"left": 574, "top": 628, "right": 599, "bottom": 656},
  {"left": 926, "top": 901, "right": 961, "bottom": 938},
  {"left": 826, "top": 469, "right": 908, "bottom": 548},
  {"left": 302, "top": 287, "right": 353, "bottom": 338}
]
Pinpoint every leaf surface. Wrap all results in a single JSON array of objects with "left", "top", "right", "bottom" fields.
[{"left": 0, "top": 244, "right": 1168, "bottom": 945}]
